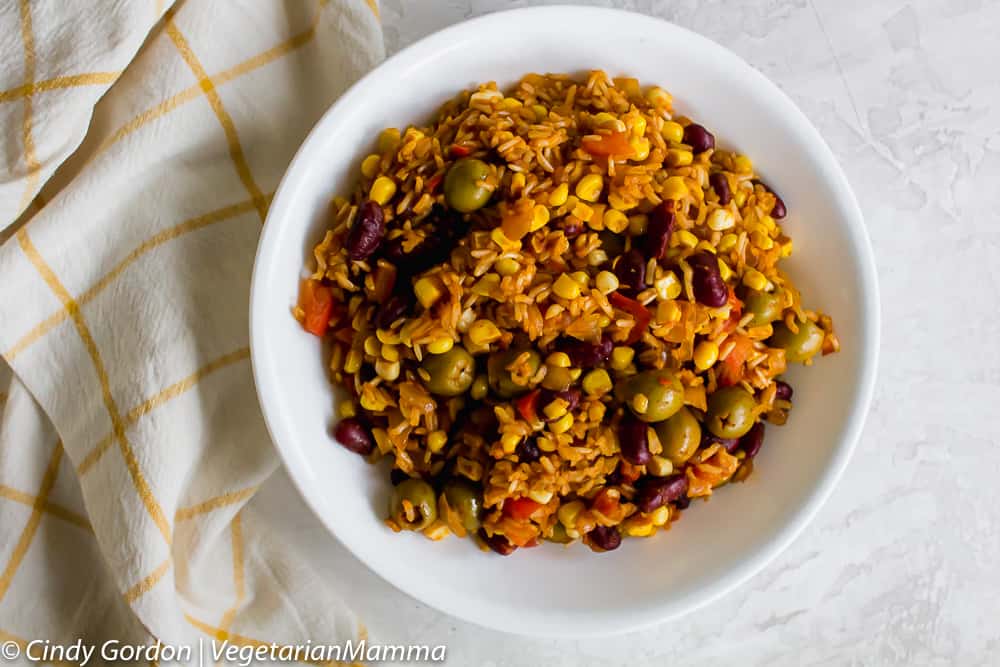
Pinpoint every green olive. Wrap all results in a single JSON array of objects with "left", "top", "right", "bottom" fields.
[
  {"left": 389, "top": 479, "right": 438, "bottom": 531},
  {"left": 617, "top": 369, "right": 685, "bottom": 422},
  {"left": 488, "top": 348, "right": 542, "bottom": 398},
  {"left": 598, "top": 230, "right": 625, "bottom": 259},
  {"left": 444, "top": 158, "right": 493, "bottom": 212},
  {"left": 744, "top": 289, "right": 784, "bottom": 327},
  {"left": 443, "top": 479, "right": 482, "bottom": 533},
  {"left": 705, "top": 386, "right": 756, "bottom": 439},
  {"left": 770, "top": 318, "right": 824, "bottom": 363},
  {"left": 421, "top": 346, "right": 475, "bottom": 396},
  {"left": 541, "top": 365, "right": 574, "bottom": 391},
  {"left": 654, "top": 407, "right": 701, "bottom": 465},
  {"left": 545, "top": 522, "right": 573, "bottom": 544}
]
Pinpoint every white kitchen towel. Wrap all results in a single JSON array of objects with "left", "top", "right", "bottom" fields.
[{"left": 0, "top": 0, "right": 383, "bottom": 655}]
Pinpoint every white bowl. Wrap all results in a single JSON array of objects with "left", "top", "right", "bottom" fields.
[{"left": 250, "top": 6, "right": 879, "bottom": 637}]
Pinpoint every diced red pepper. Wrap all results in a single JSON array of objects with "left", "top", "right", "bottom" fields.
[
  {"left": 449, "top": 144, "right": 472, "bottom": 157},
  {"left": 299, "top": 279, "right": 334, "bottom": 336},
  {"left": 425, "top": 172, "right": 443, "bottom": 194},
  {"left": 515, "top": 389, "right": 541, "bottom": 423},
  {"left": 609, "top": 292, "right": 652, "bottom": 345},
  {"left": 503, "top": 497, "right": 542, "bottom": 521},
  {"left": 721, "top": 287, "right": 743, "bottom": 334},
  {"left": 582, "top": 130, "right": 634, "bottom": 158}
]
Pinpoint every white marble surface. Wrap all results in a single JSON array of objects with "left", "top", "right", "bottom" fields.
[{"left": 256, "top": 1, "right": 1000, "bottom": 663}]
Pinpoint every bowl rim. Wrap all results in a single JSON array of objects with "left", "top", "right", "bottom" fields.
[{"left": 250, "top": 5, "right": 880, "bottom": 637}]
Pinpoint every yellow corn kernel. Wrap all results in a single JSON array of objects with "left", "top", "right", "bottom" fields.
[
  {"left": 718, "top": 258, "right": 733, "bottom": 282},
  {"left": 733, "top": 154, "right": 754, "bottom": 174},
  {"left": 595, "top": 270, "right": 620, "bottom": 295},
  {"left": 654, "top": 272, "right": 682, "bottom": 300},
  {"left": 427, "top": 430, "right": 448, "bottom": 453},
  {"left": 661, "top": 120, "right": 684, "bottom": 144},
  {"left": 780, "top": 239, "right": 794, "bottom": 257},
  {"left": 760, "top": 214, "right": 777, "bottom": 233},
  {"left": 543, "top": 399, "right": 569, "bottom": 421},
  {"left": 490, "top": 227, "right": 521, "bottom": 252},
  {"left": 707, "top": 208, "right": 736, "bottom": 231},
  {"left": 582, "top": 369, "right": 613, "bottom": 396},
  {"left": 586, "top": 209, "right": 605, "bottom": 231},
  {"left": 468, "top": 319, "right": 502, "bottom": 345},
  {"left": 743, "top": 268, "right": 770, "bottom": 292},
  {"left": 369, "top": 176, "right": 397, "bottom": 205},
  {"left": 375, "top": 359, "right": 400, "bottom": 381},
  {"left": 573, "top": 201, "right": 594, "bottom": 222},
  {"left": 650, "top": 505, "right": 671, "bottom": 527},
  {"left": 427, "top": 337, "right": 454, "bottom": 355},
  {"left": 502, "top": 96, "right": 523, "bottom": 111},
  {"left": 648, "top": 455, "right": 673, "bottom": 477},
  {"left": 549, "top": 182, "right": 569, "bottom": 207},
  {"left": 630, "top": 114, "right": 647, "bottom": 138},
  {"left": 344, "top": 349, "right": 362, "bottom": 374},
  {"left": 377, "top": 127, "right": 401, "bottom": 154},
  {"left": 495, "top": 257, "right": 521, "bottom": 276},
  {"left": 695, "top": 240, "right": 717, "bottom": 255},
  {"left": 676, "top": 229, "right": 699, "bottom": 248},
  {"left": 666, "top": 149, "right": 693, "bottom": 167},
  {"left": 751, "top": 230, "right": 774, "bottom": 250},
  {"left": 662, "top": 176, "right": 688, "bottom": 201},
  {"left": 569, "top": 368, "right": 583, "bottom": 381},
  {"left": 531, "top": 204, "right": 551, "bottom": 231},
  {"left": 414, "top": 276, "right": 444, "bottom": 309},
  {"left": 338, "top": 401, "right": 357, "bottom": 419},
  {"left": 614, "top": 76, "right": 641, "bottom": 97},
  {"left": 511, "top": 172, "right": 526, "bottom": 194},
  {"left": 470, "top": 374, "right": 489, "bottom": 400},
  {"left": 532, "top": 104, "right": 548, "bottom": 121},
  {"left": 718, "top": 233, "right": 739, "bottom": 252},
  {"left": 610, "top": 346, "right": 635, "bottom": 371},
  {"left": 361, "top": 154, "right": 381, "bottom": 179},
  {"left": 363, "top": 335, "right": 380, "bottom": 356},
  {"left": 377, "top": 328, "right": 401, "bottom": 345},
  {"left": 546, "top": 352, "right": 572, "bottom": 368},
  {"left": 734, "top": 187, "right": 749, "bottom": 207},
  {"left": 528, "top": 489, "right": 554, "bottom": 505},
  {"left": 549, "top": 412, "right": 574, "bottom": 434},
  {"left": 575, "top": 174, "right": 604, "bottom": 203},
  {"left": 381, "top": 343, "right": 399, "bottom": 362},
  {"left": 631, "top": 393, "right": 649, "bottom": 415},
  {"left": 629, "top": 136, "right": 650, "bottom": 161},
  {"left": 558, "top": 500, "right": 585, "bottom": 534},
  {"left": 608, "top": 192, "right": 636, "bottom": 211},
  {"left": 646, "top": 86, "right": 672, "bottom": 108},
  {"left": 471, "top": 274, "right": 500, "bottom": 297},
  {"left": 501, "top": 433, "right": 522, "bottom": 455},
  {"left": 658, "top": 301, "right": 682, "bottom": 324},
  {"left": 552, "top": 273, "right": 582, "bottom": 300},
  {"left": 571, "top": 271, "right": 590, "bottom": 287},
  {"left": 623, "top": 515, "right": 654, "bottom": 537},
  {"left": 694, "top": 340, "right": 719, "bottom": 371},
  {"left": 603, "top": 209, "right": 629, "bottom": 234}
]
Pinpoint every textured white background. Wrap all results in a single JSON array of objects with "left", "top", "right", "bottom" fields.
[{"left": 257, "top": 1, "right": 1000, "bottom": 664}]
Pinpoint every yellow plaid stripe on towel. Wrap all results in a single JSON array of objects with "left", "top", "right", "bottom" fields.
[{"left": 0, "top": 0, "right": 381, "bottom": 652}]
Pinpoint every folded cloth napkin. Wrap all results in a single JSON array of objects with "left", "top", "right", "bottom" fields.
[{"left": 0, "top": 0, "right": 383, "bottom": 652}]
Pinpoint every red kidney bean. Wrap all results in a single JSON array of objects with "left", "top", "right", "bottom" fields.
[
  {"left": 674, "top": 495, "right": 691, "bottom": 510},
  {"left": 346, "top": 200, "right": 385, "bottom": 260},
  {"left": 540, "top": 387, "right": 581, "bottom": 418},
  {"left": 375, "top": 294, "right": 410, "bottom": 330},
  {"left": 515, "top": 437, "right": 541, "bottom": 463},
  {"left": 683, "top": 123, "right": 715, "bottom": 153},
  {"left": 709, "top": 172, "right": 732, "bottom": 205},
  {"left": 587, "top": 525, "right": 622, "bottom": 552},
  {"left": 739, "top": 422, "right": 765, "bottom": 459},
  {"left": 702, "top": 431, "right": 740, "bottom": 453},
  {"left": 753, "top": 180, "right": 786, "bottom": 219},
  {"left": 645, "top": 201, "right": 675, "bottom": 260},
  {"left": 381, "top": 205, "right": 467, "bottom": 274},
  {"left": 614, "top": 248, "right": 647, "bottom": 291},
  {"left": 479, "top": 529, "right": 517, "bottom": 555},
  {"left": 617, "top": 413, "right": 651, "bottom": 465},
  {"left": 774, "top": 380, "right": 793, "bottom": 401},
  {"left": 687, "top": 251, "right": 727, "bottom": 307},
  {"left": 636, "top": 474, "right": 689, "bottom": 513},
  {"left": 559, "top": 335, "right": 613, "bottom": 369},
  {"left": 605, "top": 464, "right": 625, "bottom": 487},
  {"left": 333, "top": 417, "right": 374, "bottom": 456}
]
